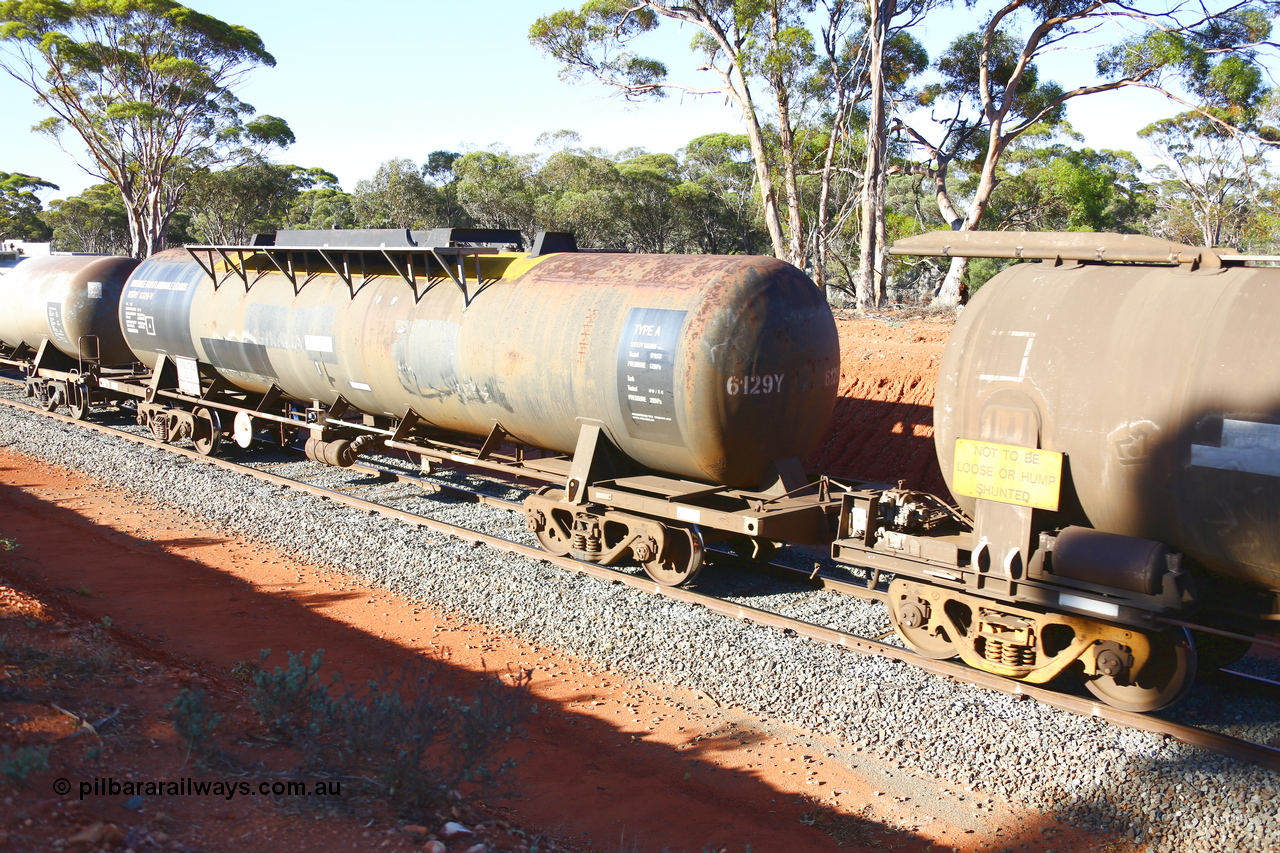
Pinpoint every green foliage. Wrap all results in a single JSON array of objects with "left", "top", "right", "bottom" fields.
[
  {"left": 0, "top": 744, "right": 50, "bottom": 787},
  {"left": 284, "top": 187, "right": 354, "bottom": 231},
  {"left": 0, "top": 0, "right": 292, "bottom": 255},
  {"left": 247, "top": 650, "right": 532, "bottom": 815},
  {"left": 41, "top": 183, "right": 130, "bottom": 253},
  {"left": 0, "top": 171, "right": 57, "bottom": 241},
  {"left": 454, "top": 150, "right": 539, "bottom": 238},
  {"left": 1139, "top": 111, "right": 1276, "bottom": 249},
  {"left": 423, "top": 150, "right": 462, "bottom": 185},
  {"left": 351, "top": 157, "right": 467, "bottom": 231},
  {"left": 183, "top": 161, "right": 334, "bottom": 244},
  {"left": 1096, "top": 3, "right": 1276, "bottom": 132},
  {"left": 987, "top": 145, "right": 1152, "bottom": 233},
  {"left": 529, "top": 0, "right": 664, "bottom": 98},
  {"left": 249, "top": 649, "right": 329, "bottom": 742},
  {"left": 167, "top": 687, "right": 222, "bottom": 760}
]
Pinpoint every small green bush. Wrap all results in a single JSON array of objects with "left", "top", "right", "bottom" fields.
[
  {"left": 168, "top": 688, "right": 222, "bottom": 760},
  {"left": 248, "top": 649, "right": 531, "bottom": 815},
  {"left": 1, "top": 744, "right": 51, "bottom": 787}
]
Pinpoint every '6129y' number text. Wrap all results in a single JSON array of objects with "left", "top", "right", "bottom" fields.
[{"left": 726, "top": 373, "right": 785, "bottom": 395}]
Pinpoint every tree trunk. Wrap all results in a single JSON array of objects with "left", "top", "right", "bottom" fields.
[
  {"left": 874, "top": 171, "right": 888, "bottom": 304},
  {"left": 856, "top": 0, "right": 891, "bottom": 311},
  {"left": 936, "top": 255, "right": 967, "bottom": 305},
  {"left": 932, "top": 136, "right": 1003, "bottom": 307},
  {"left": 733, "top": 84, "right": 788, "bottom": 260},
  {"left": 774, "top": 90, "right": 806, "bottom": 268}
]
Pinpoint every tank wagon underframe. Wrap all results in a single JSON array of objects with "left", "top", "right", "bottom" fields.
[{"left": 88, "top": 354, "right": 842, "bottom": 587}]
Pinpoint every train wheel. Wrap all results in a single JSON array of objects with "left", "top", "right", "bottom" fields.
[
  {"left": 643, "top": 525, "right": 704, "bottom": 587},
  {"left": 887, "top": 589, "right": 957, "bottom": 660},
  {"left": 67, "top": 385, "right": 89, "bottom": 421},
  {"left": 191, "top": 407, "right": 222, "bottom": 456},
  {"left": 530, "top": 487, "right": 572, "bottom": 556},
  {"left": 1085, "top": 627, "right": 1197, "bottom": 712},
  {"left": 233, "top": 411, "right": 255, "bottom": 449}
]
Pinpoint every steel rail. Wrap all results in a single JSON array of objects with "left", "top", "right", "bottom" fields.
[{"left": 1, "top": 393, "right": 1278, "bottom": 772}]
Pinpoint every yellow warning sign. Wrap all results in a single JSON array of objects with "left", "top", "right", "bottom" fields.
[{"left": 952, "top": 439, "right": 1063, "bottom": 511}]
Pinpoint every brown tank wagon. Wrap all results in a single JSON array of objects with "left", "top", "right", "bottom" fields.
[{"left": 823, "top": 230, "right": 1280, "bottom": 711}]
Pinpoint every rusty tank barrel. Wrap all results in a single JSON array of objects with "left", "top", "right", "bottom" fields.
[
  {"left": 120, "top": 235, "right": 840, "bottom": 487},
  {"left": 930, "top": 231, "right": 1280, "bottom": 592},
  {"left": 0, "top": 255, "right": 139, "bottom": 364}
]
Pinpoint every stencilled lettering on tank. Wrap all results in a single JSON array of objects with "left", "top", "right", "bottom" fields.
[
  {"left": 45, "top": 303, "right": 69, "bottom": 345},
  {"left": 127, "top": 278, "right": 190, "bottom": 292},
  {"left": 616, "top": 307, "right": 686, "bottom": 446},
  {"left": 122, "top": 302, "right": 156, "bottom": 335},
  {"left": 725, "top": 373, "right": 786, "bottom": 396}
]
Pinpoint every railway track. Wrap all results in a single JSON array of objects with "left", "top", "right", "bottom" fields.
[{"left": 1, "top": 385, "right": 1278, "bottom": 773}]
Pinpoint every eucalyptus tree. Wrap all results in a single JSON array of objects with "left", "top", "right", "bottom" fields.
[
  {"left": 42, "top": 182, "right": 131, "bottom": 254},
  {"left": 895, "top": 0, "right": 1280, "bottom": 305},
  {"left": 284, "top": 187, "right": 355, "bottom": 231},
  {"left": 678, "top": 132, "right": 762, "bottom": 254},
  {"left": 351, "top": 158, "right": 440, "bottom": 230},
  {"left": 531, "top": 1, "right": 835, "bottom": 268},
  {"left": 0, "top": 0, "right": 293, "bottom": 257},
  {"left": 184, "top": 163, "right": 339, "bottom": 245},
  {"left": 0, "top": 171, "right": 57, "bottom": 241},
  {"left": 453, "top": 150, "right": 541, "bottom": 244},
  {"left": 987, "top": 144, "right": 1150, "bottom": 234},
  {"left": 1141, "top": 113, "right": 1277, "bottom": 249},
  {"left": 533, "top": 147, "right": 627, "bottom": 247},
  {"left": 617, "top": 153, "right": 683, "bottom": 253},
  {"left": 531, "top": 1, "right": 936, "bottom": 308}
]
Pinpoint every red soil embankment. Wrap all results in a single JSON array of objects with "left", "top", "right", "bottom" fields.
[{"left": 807, "top": 316, "right": 953, "bottom": 497}]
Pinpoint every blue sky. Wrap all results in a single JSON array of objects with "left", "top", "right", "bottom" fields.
[{"left": 1, "top": 0, "right": 1181, "bottom": 201}]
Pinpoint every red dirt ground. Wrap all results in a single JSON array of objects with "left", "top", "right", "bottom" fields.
[
  {"left": 0, "top": 317, "right": 1125, "bottom": 853},
  {"left": 807, "top": 317, "right": 953, "bottom": 497}
]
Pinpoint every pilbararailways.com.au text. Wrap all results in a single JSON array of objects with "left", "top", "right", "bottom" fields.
[{"left": 55, "top": 776, "right": 342, "bottom": 801}]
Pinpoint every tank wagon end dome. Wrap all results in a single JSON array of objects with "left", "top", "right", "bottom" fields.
[{"left": 0, "top": 254, "right": 140, "bottom": 365}]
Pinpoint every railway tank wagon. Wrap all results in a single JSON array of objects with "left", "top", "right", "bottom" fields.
[
  {"left": 829, "top": 230, "right": 1280, "bottom": 711},
  {"left": 0, "top": 254, "right": 140, "bottom": 416},
  {"left": 119, "top": 228, "right": 842, "bottom": 584}
]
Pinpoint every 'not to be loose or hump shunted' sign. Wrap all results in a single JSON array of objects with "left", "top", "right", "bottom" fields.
[{"left": 952, "top": 438, "right": 1063, "bottom": 511}]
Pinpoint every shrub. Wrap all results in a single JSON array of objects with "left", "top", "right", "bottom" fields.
[
  {"left": 1, "top": 745, "right": 51, "bottom": 787},
  {"left": 167, "top": 688, "right": 222, "bottom": 761},
  {"left": 249, "top": 649, "right": 532, "bottom": 815}
]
